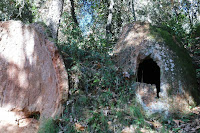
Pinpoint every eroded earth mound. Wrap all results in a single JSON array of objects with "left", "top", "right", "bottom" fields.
[{"left": 0, "top": 20, "right": 68, "bottom": 132}]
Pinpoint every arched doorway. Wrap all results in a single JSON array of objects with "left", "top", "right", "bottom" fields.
[{"left": 137, "top": 57, "right": 160, "bottom": 98}]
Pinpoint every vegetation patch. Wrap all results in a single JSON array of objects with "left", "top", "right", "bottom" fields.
[{"left": 38, "top": 118, "right": 59, "bottom": 133}]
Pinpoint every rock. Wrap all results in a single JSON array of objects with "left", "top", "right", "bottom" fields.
[
  {"left": 0, "top": 20, "right": 68, "bottom": 132},
  {"left": 113, "top": 22, "right": 200, "bottom": 116}
]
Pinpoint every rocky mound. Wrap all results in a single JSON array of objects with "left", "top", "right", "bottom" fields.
[{"left": 113, "top": 22, "right": 200, "bottom": 115}]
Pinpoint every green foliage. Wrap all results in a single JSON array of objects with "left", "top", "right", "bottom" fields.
[
  {"left": 0, "top": 0, "right": 34, "bottom": 23},
  {"left": 87, "top": 111, "right": 110, "bottom": 132},
  {"left": 58, "top": 13, "right": 131, "bottom": 93},
  {"left": 130, "top": 106, "right": 145, "bottom": 127},
  {"left": 60, "top": 117, "right": 77, "bottom": 132},
  {"left": 197, "top": 69, "right": 200, "bottom": 78},
  {"left": 136, "top": 0, "right": 199, "bottom": 83},
  {"left": 58, "top": 19, "right": 154, "bottom": 131},
  {"left": 191, "top": 23, "right": 200, "bottom": 80},
  {"left": 38, "top": 118, "right": 59, "bottom": 133},
  {"left": 160, "top": 126, "right": 170, "bottom": 133},
  {"left": 61, "top": 85, "right": 144, "bottom": 132}
]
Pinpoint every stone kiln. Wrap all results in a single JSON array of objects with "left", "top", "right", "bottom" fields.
[
  {"left": 0, "top": 21, "right": 68, "bottom": 132},
  {"left": 113, "top": 22, "right": 200, "bottom": 115}
]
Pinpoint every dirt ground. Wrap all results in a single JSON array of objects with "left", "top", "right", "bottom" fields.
[{"left": 0, "top": 108, "right": 39, "bottom": 133}]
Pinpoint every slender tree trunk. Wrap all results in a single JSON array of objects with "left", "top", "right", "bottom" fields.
[
  {"left": 197, "top": 1, "right": 200, "bottom": 21},
  {"left": 70, "top": 0, "right": 79, "bottom": 26},
  {"left": 193, "top": 1, "right": 198, "bottom": 20},
  {"left": 126, "top": 0, "right": 136, "bottom": 22},
  {"left": 58, "top": 0, "right": 82, "bottom": 42},
  {"left": 190, "top": 0, "right": 194, "bottom": 25},
  {"left": 132, "top": 0, "right": 136, "bottom": 21},
  {"left": 106, "top": 0, "right": 114, "bottom": 36}
]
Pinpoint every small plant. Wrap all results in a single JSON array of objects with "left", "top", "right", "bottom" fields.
[
  {"left": 172, "top": 127, "right": 181, "bottom": 132},
  {"left": 160, "top": 126, "right": 169, "bottom": 133},
  {"left": 62, "top": 118, "right": 77, "bottom": 133},
  {"left": 196, "top": 69, "right": 200, "bottom": 78},
  {"left": 38, "top": 118, "right": 59, "bottom": 133},
  {"left": 130, "top": 106, "right": 145, "bottom": 127},
  {"left": 87, "top": 111, "right": 110, "bottom": 132}
]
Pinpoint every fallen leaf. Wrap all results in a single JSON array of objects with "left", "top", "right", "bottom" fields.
[
  {"left": 140, "top": 128, "right": 149, "bottom": 133},
  {"left": 123, "top": 72, "right": 130, "bottom": 79},
  {"left": 146, "top": 120, "right": 162, "bottom": 129},
  {"left": 152, "top": 121, "right": 162, "bottom": 129},
  {"left": 195, "top": 126, "right": 200, "bottom": 130},
  {"left": 97, "top": 62, "right": 101, "bottom": 69},
  {"left": 75, "top": 123, "right": 85, "bottom": 131},
  {"left": 173, "top": 119, "right": 184, "bottom": 126},
  {"left": 192, "top": 110, "right": 199, "bottom": 115},
  {"left": 107, "top": 121, "right": 112, "bottom": 125},
  {"left": 192, "top": 107, "right": 200, "bottom": 114}
]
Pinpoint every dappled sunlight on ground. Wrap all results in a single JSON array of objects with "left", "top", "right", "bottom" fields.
[{"left": 0, "top": 108, "right": 39, "bottom": 133}]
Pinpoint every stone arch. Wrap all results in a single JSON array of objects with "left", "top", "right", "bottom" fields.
[{"left": 136, "top": 56, "right": 160, "bottom": 97}]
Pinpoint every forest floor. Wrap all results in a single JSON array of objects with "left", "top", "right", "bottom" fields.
[
  {"left": 56, "top": 88, "right": 200, "bottom": 133},
  {"left": 49, "top": 45, "right": 200, "bottom": 133},
  {"left": 46, "top": 39, "right": 200, "bottom": 133}
]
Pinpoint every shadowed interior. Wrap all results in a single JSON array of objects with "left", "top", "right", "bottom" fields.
[
  {"left": 27, "top": 111, "right": 40, "bottom": 120},
  {"left": 137, "top": 58, "right": 160, "bottom": 98}
]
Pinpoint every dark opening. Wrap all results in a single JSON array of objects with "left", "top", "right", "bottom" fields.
[
  {"left": 137, "top": 58, "right": 160, "bottom": 98},
  {"left": 27, "top": 111, "right": 40, "bottom": 120}
]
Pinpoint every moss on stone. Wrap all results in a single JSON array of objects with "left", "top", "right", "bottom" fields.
[{"left": 149, "top": 25, "right": 199, "bottom": 104}]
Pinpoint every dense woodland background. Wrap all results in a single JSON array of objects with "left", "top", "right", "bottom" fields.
[{"left": 1, "top": 0, "right": 200, "bottom": 132}]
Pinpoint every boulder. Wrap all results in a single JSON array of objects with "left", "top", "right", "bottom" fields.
[
  {"left": 113, "top": 22, "right": 200, "bottom": 116},
  {"left": 0, "top": 20, "right": 68, "bottom": 132}
]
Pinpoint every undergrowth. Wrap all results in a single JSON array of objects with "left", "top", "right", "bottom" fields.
[
  {"left": 54, "top": 23, "right": 172, "bottom": 133},
  {"left": 38, "top": 118, "right": 59, "bottom": 133},
  {"left": 38, "top": 19, "right": 200, "bottom": 132},
  {"left": 55, "top": 22, "right": 154, "bottom": 132}
]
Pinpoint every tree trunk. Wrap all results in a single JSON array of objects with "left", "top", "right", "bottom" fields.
[
  {"left": 106, "top": 0, "right": 114, "bottom": 36},
  {"left": 197, "top": 1, "right": 200, "bottom": 21},
  {"left": 34, "top": 0, "right": 64, "bottom": 40},
  {"left": 46, "top": 0, "right": 64, "bottom": 40},
  {"left": 70, "top": 0, "right": 79, "bottom": 26}
]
